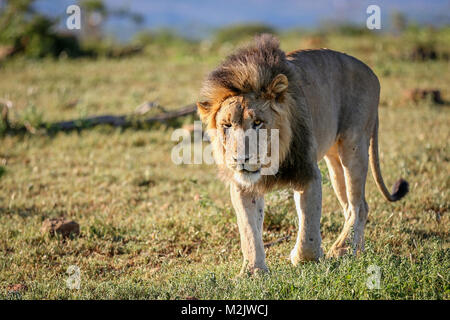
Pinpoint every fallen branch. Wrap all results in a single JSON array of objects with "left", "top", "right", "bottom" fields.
[
  {"left": 0, "top": 101, "right": 198, "bottom": 134},
  {"left": 48, "top": 103, "right": 197, "bottom": 132},
  {"left": 134, "top": 101, "right": 160, "bottom": 115}
]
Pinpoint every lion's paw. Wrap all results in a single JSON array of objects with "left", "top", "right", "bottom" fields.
[
  {"left": 290, "top": 247, "right": 323, "bottom": 266},
  {"left": 326, "top": 246, "right": 349, "bottom": 258},
  {"left": 237, "top": 266, "right": 269, "bottom": 278}
]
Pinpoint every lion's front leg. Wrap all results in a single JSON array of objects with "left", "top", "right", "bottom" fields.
[
  {"left": 290, "top": 165, "right": 324, "bottom": 265},
  {"left": 230, "top": 184, "right": 267, "bottom": 275}
]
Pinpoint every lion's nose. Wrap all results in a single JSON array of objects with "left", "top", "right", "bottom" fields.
[{"left": 232, "top": 155, "right": 250, "bottom": 163}]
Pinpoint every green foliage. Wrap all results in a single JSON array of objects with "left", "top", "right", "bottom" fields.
[
  {"left": 321, "top": 22, "right": 371, "bottom": 36},
  {"left": 20, "top": 104, "right": 44, "bottom": 128},
  {"left": 132, "top": 29, "right": 193, "bottom": 47},
  {"left": 0, "top": 0, "right": 144, "bottom": 60},
  {"left": 0, "top": 0, "right": 82, "bottom": 59},
  {"left": 23, "top": 16, "right": 82, "bottom": 58},
  {"left": 80, "top": 0, "right": 107, "bottom": 14},
  {"left": 214, "top": 23, "right": 277, "bottom": 43},
  {"left": 405, "top": 25, "right": 437, "bottom": 45}
]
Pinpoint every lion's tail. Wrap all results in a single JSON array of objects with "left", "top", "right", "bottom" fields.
[{"left": 369, "top": 117, "right": 409, "bottom": 202}]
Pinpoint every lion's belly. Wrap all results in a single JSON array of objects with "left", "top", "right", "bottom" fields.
[
  {"left": 314, "top": 114, "right": 339, "bottom": 161},
  {"left": 303, "top": 90, "right": 340, "bottom": 161}
]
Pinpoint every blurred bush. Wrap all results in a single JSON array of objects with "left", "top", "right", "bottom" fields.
[
  {"left": 321, "top": 21, "right": 371, "bottom": 36},
  {"left": 213, "top": 23, "right": 277, "bottom": 44},
  {"left": 403, "top": 25, "right": 450, "bottom": 61},
  {"left": 0, "top": 0, "right": 145, "bottom": 60},
  {"left": 1, "top": 1, "right": 448, "bottom": 63},
  {"left": 0, "top": 0, "right": 83, "bottom": 59},
  {"left": 132, "top": 29, "right": 194, "bottom": 47},
  {"left": 131, "top": 29, "right": 201, "bottom": 58}
]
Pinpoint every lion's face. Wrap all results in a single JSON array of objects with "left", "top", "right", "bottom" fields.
[
  {"left": 215, "top": 95, "right": 278, "bottom": 186},
  {"left": 198, "top": 73, "right": 293, "bottom": 189}
]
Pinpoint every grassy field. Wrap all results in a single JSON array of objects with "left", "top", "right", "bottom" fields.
[{"left": 0, "top": 31, "right": 449, "bottom": 299}]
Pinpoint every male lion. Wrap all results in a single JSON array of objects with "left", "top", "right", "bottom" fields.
[{"left": 197, "top": 35, "right": 408, "bottom": 274}]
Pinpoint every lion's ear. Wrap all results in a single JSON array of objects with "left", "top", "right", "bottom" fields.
[
  {"left": 267, "top": 74, "right": 289, "bottom": 99},
  {"left": 197, "top": 100, "right": 221, "bottom": 128},
  {"left": 197, "top": 101, "right": 211, "bottom": 122}
]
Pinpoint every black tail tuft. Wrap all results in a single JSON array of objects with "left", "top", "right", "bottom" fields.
[{"left": 391, "top": 179, "right": 409, "bottom": 201}]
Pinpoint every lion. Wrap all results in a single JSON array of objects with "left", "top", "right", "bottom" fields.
[{"left": 197, "top": 34, "right": 408, "bottom": 274}]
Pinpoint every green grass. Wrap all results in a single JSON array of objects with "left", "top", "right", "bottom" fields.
[{"left": 0, "top": 31, "right": 449, "bottom": 299}]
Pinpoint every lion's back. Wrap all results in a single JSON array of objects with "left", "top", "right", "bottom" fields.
[
  {"left": 287, "top": 48, "right": 379, "bottom": 98},
  {"left": 286, "top": 48, "right": 380, "bottom": 157}
]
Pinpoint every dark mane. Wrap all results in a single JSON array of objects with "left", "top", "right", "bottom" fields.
[
  {"left": 200, "top": 34, "right": 296, "bottom": 103},
  {"left": 199, "top": 34, "right": 315, "bottom": 193}
]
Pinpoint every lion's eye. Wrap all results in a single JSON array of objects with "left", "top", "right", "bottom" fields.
[
  {"left": 253, "top": 120, "right": 263, "bottom": 128},
  {"left": 222, "top": 123, "right": 232, "bottom": 131}
]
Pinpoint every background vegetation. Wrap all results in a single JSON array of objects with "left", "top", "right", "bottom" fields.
[{"left": 0, "top": 0, "right": 449, "bottom": 299}]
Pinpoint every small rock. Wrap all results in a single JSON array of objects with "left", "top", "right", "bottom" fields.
[{"left": 41, "top": 218, "right": 80, "bottom": 238}]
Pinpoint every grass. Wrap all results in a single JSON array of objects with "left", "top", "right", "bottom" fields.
[{"left": 0, "top": 30, "right": 449, "bottom": 300}]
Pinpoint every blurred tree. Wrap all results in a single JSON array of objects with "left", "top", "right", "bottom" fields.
[
  {"left": 391, "top": 11, "right": 408, "bottom": 35},
  {"left": 0, "top": 0, "right": 144, "bottom": 60},
  {"left": 80, "top": 0, "right": 107, "bottom": 41},
  {"left": 0, "top": 0, "right": 82, "bottom": 59},
  {"left": 80, "top": 0, "right": 143, "bottom": 42}
]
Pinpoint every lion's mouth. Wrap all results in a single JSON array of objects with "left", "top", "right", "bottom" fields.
[
  {"left": 233, "top": 168, "right": 262, "bottom": 187},
  {"left": 241, "top": 168, "right": 261, "bottom": 174}
]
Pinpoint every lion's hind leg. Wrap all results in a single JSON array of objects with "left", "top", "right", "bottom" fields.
[
  {"left": 327, "top": 136, "right": 369, "bottom": 258},
  {"left": 324, "top": 144, "right": 349, "bottom": 220}
]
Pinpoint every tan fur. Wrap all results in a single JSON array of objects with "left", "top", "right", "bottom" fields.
[{"left": 198, "top": 35, "right": 408, "bottom": 274}]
